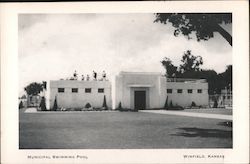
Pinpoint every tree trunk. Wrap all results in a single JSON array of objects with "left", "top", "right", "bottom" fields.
[{"left": 215, "top": 24, "right": 232, "bottom": 46}]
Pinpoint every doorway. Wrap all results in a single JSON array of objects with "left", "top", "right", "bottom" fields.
[{"left": 134, "top": 91, "right": 146, "bottom": 110}]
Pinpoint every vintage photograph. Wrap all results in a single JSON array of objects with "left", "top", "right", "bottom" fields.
[{"left": 18, "top": 13, "right": 232, "bottom": 149}]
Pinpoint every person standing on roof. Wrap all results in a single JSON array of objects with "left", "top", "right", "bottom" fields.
[
  {"left": 102, "top": 71, "right": 106, "bottom": 81},
  {"left": 93, "top": 71, "right": 97, "bottom": 81}
]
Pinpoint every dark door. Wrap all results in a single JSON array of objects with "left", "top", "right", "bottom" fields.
[{"left": 134, "top": 91, "right": 146, "bottom": 110}]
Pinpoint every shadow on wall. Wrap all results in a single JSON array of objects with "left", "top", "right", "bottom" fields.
[{"left": 171, "top": 127, "right": 232, "bottom": 139}]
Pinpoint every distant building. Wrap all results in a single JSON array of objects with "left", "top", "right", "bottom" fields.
[
  {"left": 50, "top": 80, "right": 112, "bottom": 109},
  {"left": 215, "top": 88, "right": 232, "bottom": 108},
  {"left": 115, "top": 72, "right": 209, "bottom": 110}
]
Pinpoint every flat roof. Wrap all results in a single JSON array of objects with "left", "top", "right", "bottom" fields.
[{"left": 119, "top": 71, "right": 162, "bottom": 76}]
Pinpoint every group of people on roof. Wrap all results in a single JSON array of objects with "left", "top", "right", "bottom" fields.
[{"left": 70, "top": 70, "right": 107, "bottom": 81}]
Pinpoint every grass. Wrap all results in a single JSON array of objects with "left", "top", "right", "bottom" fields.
[{"left": 19, "top": 111, "right": 232, "bottom": 149}]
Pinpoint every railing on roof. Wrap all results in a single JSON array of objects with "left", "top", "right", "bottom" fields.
[{"left": 167, "top": 78, "right": 207, "bottom": 83}]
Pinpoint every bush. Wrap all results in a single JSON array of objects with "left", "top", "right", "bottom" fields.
[
  {"left": 213, "top": 100, "right": 218, "bottom": 108},
  {"left": 85, "top": 102, "right": 91, "bottom": 108},
  {"left": 164, "top": 96, "right": 168, "bottom": 110},
  {"left": 168, "top": 105, "right": 184, "bottom": 110},
  {"left": 102, "top": 95, "right": 108, "bottom": 110},
  {"left": 19, "top": 101, "right": 24, "bottom": 109},
  {"left": 118, "top": 102, "right": 122, "bottom": 109},
  {"left": 169, "top": 100, "right": 173, "bottom": 107},
  {"left": 52, "top": 96, "right": 58, "bottom": 111},
  {"left": 39, "top": 97, "right": 47, "bottom": 111},
  {"left": 191, "top": 101, "right": 196, "bottom": 107}
]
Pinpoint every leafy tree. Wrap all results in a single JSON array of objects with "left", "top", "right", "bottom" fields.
[
  {"left": 161, "top": 57, "right": 178, "bottom": 78},
  {"left": 218, "top": 65, "right": 232, "bottom": 90},
  {"left": 24, "top": 82, "right": 43, "bottom": 96},
  {"left": 154, "top": 13, "right": 232, "bottom": 46},
  {"left": 180, "top": 50, "right": 203, "bottom": 73}
]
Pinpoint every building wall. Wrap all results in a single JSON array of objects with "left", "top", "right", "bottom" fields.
[
  {"left": 166, "top": 81, "right": 209, "bottom": 107},
  {"left": 115, "top": 72, "right": 167, "bottom": 109},
  {"left": 50, "top": 80, "right": 112, "bottom": 109}
]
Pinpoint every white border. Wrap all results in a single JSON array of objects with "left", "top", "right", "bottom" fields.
[{"left": 1, "top": 1, "right": 249, "bottom": 164}]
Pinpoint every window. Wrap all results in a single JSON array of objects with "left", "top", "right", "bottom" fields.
[
  {"left": 58, "top": 88, "right": 65, "bottom": 93},
  {"left": 85, "top": 88, "right": 91, "bottom": 93},
  {"left": 188, "top": 89, "right": 193, "bottom": 93},
  {"left": 167, "top": 89, "right": 172, "bottom": 93},
  {"left": 72, "top": 88, "right": 78, "bottom": 93},
  {"left": 98, "top": 88, "right": 104, "bottom": 93},
  {"left": 177, "top": 89, "right": 183, "bottom": 93},
  {"left": 197, "top": 89, "right": 202, "bottom": 93},
  {"left": 227, "top": 96, "right": 231, "bottom": 99}
]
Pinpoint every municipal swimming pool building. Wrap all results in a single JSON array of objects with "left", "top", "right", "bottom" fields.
[{"left": 48, "top": 72, "right": 209, "bottom": 110}]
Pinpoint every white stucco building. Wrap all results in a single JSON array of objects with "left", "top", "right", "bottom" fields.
[
  {"left": 115, "top": 72, "right": 167, "bottom": 110},
  {"left": 50, "top": 80, "right": 112, "bottom": 109},
  {"left": 115, "top": 72, "right": 209, "bottom": 110},
  {"left": 166, "top": 78, "right": 209, "bottom": 107},
  {"left": 48, "top": 71, "right": 209, "bottom": 110}
]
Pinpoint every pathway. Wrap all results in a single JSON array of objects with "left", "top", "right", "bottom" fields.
[{"left": 140, "top": 110, "right": 232, "bottom": 120}]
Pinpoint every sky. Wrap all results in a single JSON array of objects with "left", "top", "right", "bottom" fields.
[{"left": 18, "top": 14, "right": 232, "bottom": 95}]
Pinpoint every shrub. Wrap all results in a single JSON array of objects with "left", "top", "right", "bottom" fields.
[
  {"left": 52, "top": 96, "right": 58, "bottom": 111},
  {"left": 213, "top": 100, "right": 218, "bottom": 108},
  {"left": 164, "top": 96, "right": 168, "bottom": 110},
  {"left": 118, "top": 102, "right": 122, "bottom": 109},
  {"left": 19, "top": 101, "right": 24, "bottom": 109},
  {"left": 191, "top": 101, "right": 196, "bottom": 107},
  {"left": 168, "top": 105, "right": 184, "bottom": 110},
  {"left": 85, "top": 102, "right": 91, "bottom": 108},
  {"left": 102, "top": 95, "right": 108, "bottom": 110},
  {"left": 39, "top": 96, "right": 47, "bottom": 111},
  {"left": 169, "top": 100, "right": 173, "bottom": 107}
]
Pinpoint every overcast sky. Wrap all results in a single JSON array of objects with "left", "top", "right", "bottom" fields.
[{"left": 18, "top": 14, "right": 232, "bottom": 95}]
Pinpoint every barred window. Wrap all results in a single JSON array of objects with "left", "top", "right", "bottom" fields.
[
  {"left": 188, "top": 89, "right": 193, "bottom": 93},
  {"left": 58, "top": 88, "right": 65, "bottom": 93},
  {"left": 72, "top": 88, "right": 78, "bottom": 93},
  {"left": 177, "top": 89, "right": 183, "bottom": 93},
  {"left": 98, "top": 88, "right": 104, "bottom": 93},
  {"left": 167, "top": 89, "right": 172, "bottom": 93},
  {"left": 85, "top": 88, "right": 91, "bottom": 93},
  {"left": 197, "top": 89, "right": 202, "bottom": 93}
]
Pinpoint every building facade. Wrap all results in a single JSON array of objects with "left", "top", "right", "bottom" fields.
[
  {"left": 50, "top": 80, "right": 112, "bottom": 109},
  {"left": 115, "top": 72, "right": 209, "bottom": 109},
  {"left": 115, "top": 72, "right": 167, "bottom": 110},
  {"left": 166, "top": 78, "right": 209, "bottom": 107},
  {"left": 48, "top": 72, "right": 209, "bottom": 110}
]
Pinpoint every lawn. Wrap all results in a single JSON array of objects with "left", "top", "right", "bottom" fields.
[{"left": 19, "top": 111, "right": 232, "bottom": 149}]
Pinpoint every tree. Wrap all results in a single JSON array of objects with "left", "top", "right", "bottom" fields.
[
  {"left": 39, "top": 96, "right": 47, "bottom": 111},
  {"left": 102, "top": 95, "right": 108, "bottom": 110},
  {"left": 19, "top": 101, "right": 24, "bottom": 109},
  {"left": 161, "top": 57, "right": 178, "bottom": 78},
  {"left": 180, "top": 50, "right": 203, "bottom": 74},
  {"left": 164, "top": 96, "right": 168, "bottom": 109},
  {"left": 52, "top": 96, "right": 58, "bottom": 111},
  {"left": 24, "top": 82, "right": 43, "bottom": 96},
  {"left": 154, "top": 13, "right": 232, "bottom": 46}
]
